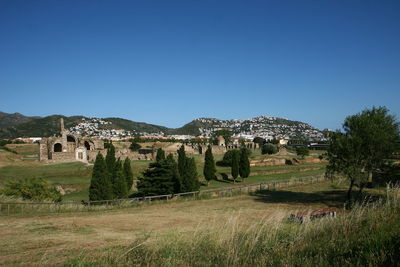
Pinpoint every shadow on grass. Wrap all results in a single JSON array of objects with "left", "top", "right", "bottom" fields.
[
  {"left": 250, "top": 189, "right": 348, "bottom": 208},
  {"left": 215, "top": 173, "right": 243, "bottom": 184}
]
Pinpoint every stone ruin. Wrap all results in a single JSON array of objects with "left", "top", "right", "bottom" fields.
[{"left": 39, "top": 118, "right": 106, "bottom": 163}]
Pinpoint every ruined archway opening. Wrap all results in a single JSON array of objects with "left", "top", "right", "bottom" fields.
[
  {"left": 84, "top": 141, "right": 91, "bottom": 151},
  {"left": 54, "top": 143, "right": 62, "bottom": 152},
  {"left": 67, "top": 135, "right": 75, "bottom": 143}
]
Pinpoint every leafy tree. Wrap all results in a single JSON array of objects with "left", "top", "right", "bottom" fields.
[
  {"left": 253, "top": 137, "right": 266, "bottom": 146},
  {"left": 296, "top": 146, "right": 310, "bottom": 159},
  {"left": 123, "top": 158, "right": 133, "bottom": 192},
  {"left": 231, "top": 150, "right": 239, "bottom": 182},
  {"left": 326, "top": 106, "right": 399, "bottom": 204},
  {"left": 217, "top": 149, "right": 237, "bottom": 166},
  {"left": 239, "top": 148, "right": 251, "bottom": 179},
  {"left": 89, "top": 153, "right": 112, "bottom": 201},
  {"left": 213, "top": 129, "right": 233, "bottom": 145},
  {"left": 2, "top": 178, "right": 61, "bottom": 202},
  {"left": 261, "top": 144, "right": 278, "bottom": 155},
  {"left": 137, "top": 159, "right": 177, "bottom": 196},
  {"left": 105, "top": 142, "right": 116, "bottom": 173},
  {"left": 112, "top": 160, "right": 128, "bottom": 199},
  {"left": 156, "top": 148, "right": 166, "bottom": 162},
  {"left": 203, "top": 145, "right": 217, "bottom": 185},
  {"left": 129, "top": 141, "right": 141, "bottom": 151}
]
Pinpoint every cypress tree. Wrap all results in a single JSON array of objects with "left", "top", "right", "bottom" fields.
[
  {"left": 113, "top": 160, "right": 128, "bottom": 199},
  {"left": 123, "top": 158, "right": 133, "bottom": 192},
  {"left": 156, "top": 148, "right": 166, "bottom": 162},
  {"left": 105, "top": 142, "right": 116, "bottom": 173},
  {"left": 203, "top": 145, "right": 216, "bottom": 185},
  {"left": 166, "top": 154, "right": 181, "bottom": 193},
  {"left": 239, "top": 148, "right": 251, "bottom": 179},
  {"left": 177, "top": 145, "right": 186, "bottom": 178},
  {"left": 231, "top": 150, "right": 239, "bottom": 183},
  {"left": 89, "top": 153, "right": 112, "bottom": 201},
  {"left": 185, "top": 157, "right": 199, "bottom": 191}
]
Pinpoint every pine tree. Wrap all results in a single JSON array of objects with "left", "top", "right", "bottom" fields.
[
  {"left": 231, "top": 150, "right": 239, "bottom": 183},
  {"left": 105, "top": 142, "right": 116, "bottom": 173},
  {"left": 239, "top": 148, "right": 251, "bottom": 179},
  {"left": 203, "top": 145, "right": 216, "bottom": 185},
  {"left": 123, "top": 158, "right": 133, "bottom": 192},
  {"left": 112, "top": 160, "right": 128, "bottom": 199},
  {"left": 137, "top": 159, "right": 176, "bottom": 196},
  {"left": 156, "top": 148, "right": 166, "bottom": 162},
  {"left": 89, "top": 153, "right": 112, "bottom": 201}
]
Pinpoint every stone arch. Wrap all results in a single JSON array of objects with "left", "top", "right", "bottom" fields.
[
  {"left": 84, "top": 141, "right": 91, "bottom": 151},
  {"left": 67, "top": 135, "right": 76, "bottom": 143},
  {"left": 54, "top": 143, "right": 62, "bottom": 152}
]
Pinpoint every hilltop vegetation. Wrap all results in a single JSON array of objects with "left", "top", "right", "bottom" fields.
[{"left": 0, "top": 111, "right": 324, "bottom": 140}]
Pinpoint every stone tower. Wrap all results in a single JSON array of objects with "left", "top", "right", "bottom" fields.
[{"left": 60, "top": 118, "right": 67, "bottom": 152}]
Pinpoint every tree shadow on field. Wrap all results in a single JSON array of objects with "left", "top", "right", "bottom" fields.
[
  {"left": 215, "top": 173, "right": 239, "bottom": 184},
  {"left": 250, "top": 189, "right": 348, "bottom": 208}
]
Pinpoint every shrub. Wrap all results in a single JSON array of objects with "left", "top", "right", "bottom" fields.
[
  {"left": 296, "top": 146, "right": 310, "bottom": 158},
  {"left": 261, "top": 144, "right": 278, "bottom": 154},
  {"left": 1, "top": 178, "right": 62, "bottom": 202}
]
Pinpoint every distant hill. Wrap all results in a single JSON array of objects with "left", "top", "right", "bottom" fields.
[
  {"left": 0, "top": 112, "right": 324, "bottom": 140},
  {"left": 0, "top": 112, "right": 36, "bottom": 128}
]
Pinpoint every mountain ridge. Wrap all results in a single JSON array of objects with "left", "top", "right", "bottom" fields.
[{"left": 0, "top": 111, "right": 324, "bottom": 140}]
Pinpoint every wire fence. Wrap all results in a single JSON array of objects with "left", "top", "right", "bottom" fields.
[{"left": 0, "top": 174, "right": 327, "bottom": 216}]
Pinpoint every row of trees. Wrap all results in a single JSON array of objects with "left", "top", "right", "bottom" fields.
[
  {"left": 230, "top": 148, "right": 251, "bottom": 183},
  {"left": 89, "top": 143, "right": 133, "bottom": 201},
  {"left": 136, "top": 146, "right": 200, "bottom": 196}
]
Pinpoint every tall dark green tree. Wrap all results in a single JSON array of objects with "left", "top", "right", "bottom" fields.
[
  {"left": 239, "top": 148, "right": 251, "bottom": 179},
  {"left": 231, "top": 150, "right": 239, "bottom": 183},
  {"left": 166, "top": 154, "right": 181, "bottom": 193},
  {"left": 105, "top": 142, "right": 116, "bottom": 173},
  {"left": 137, "top": 159, "right": 177, "bottom": 196},
  {"left": 184, "top": 157, "right": 200, "bottom": 191},
  {"left": 203, "top": 145, "right": 216, "bottom": 185},
  {"left": 326, "top": 106, "right": 399, "bottom": 203},
  {"left": 123, "top": 158, "right": 133, "bottom": 192},
  {"left": 177, "top": 145, "right": 186, "bottom": 178},
  {"left": 112, "top": 160, "right": 128, "bottom": 199},
  {"left": 89, "top": 153, "right": 112, "bottom": 201},
  {"left": 156, "top": 148, "right": 166, "bottom": 162}
]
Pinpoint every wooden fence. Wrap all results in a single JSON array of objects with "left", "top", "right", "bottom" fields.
[{"left": 0, "top": 174, "right": 326, "bottom": 216}]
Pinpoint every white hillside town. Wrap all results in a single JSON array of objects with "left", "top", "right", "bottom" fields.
[{"left": 67, "top": 116, "right": 326, "bottom": 141}]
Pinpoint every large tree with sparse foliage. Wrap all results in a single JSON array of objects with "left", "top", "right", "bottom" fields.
[
  {"left": 203, "top": 145, "right": 217, "bottom": 185},
  {"left": 326, "top": 106, "right": 399, "bottom": 204}
]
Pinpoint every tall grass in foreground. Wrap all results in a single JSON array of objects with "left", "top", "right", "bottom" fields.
[{"left": 66, "top": 187, "right": 400, "bottom": 267}]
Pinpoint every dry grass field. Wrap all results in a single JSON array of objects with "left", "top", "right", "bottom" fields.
[{"left": 0, "top": 180, "right": 349, "bottom": 266}]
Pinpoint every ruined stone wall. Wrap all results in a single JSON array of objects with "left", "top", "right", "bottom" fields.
[{"left": 50, "top": 152, "right": 76, "bottom": 162}]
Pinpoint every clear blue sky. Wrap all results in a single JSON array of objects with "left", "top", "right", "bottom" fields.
[{"left": 1, "top": 0, "right": 399, "bottom": 130}]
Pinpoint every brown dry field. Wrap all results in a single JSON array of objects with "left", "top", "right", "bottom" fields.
[{"left": 0, "top": 180, "right": 347, "bottom": 266}]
